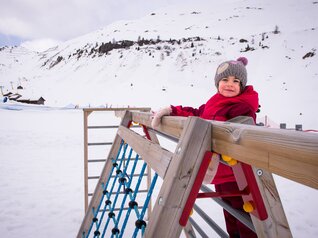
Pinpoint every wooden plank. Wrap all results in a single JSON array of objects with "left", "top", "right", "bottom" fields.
[
  {"left": 144, "top": 126, "right": 160, "bottom": 220},
  {"left": 145, "top": 117, "right": 212, "bottom": 237},
  {"left": 83, "top": 111, "right": 89, "bottom": 212},
  {"left": 229, "top": 116, "right": 292, "bottom": 238},
  {"left": 211, "top": 120, "right": 318, "bottom": 189},
  {"left": 269, "top": 153, "right": 316, "bottom": 188},
  {"left": 211, "top": 120, "right": 318, "bottom": 166},
  {"left": 114, "top": 110, "right": 126, "bottom": 119},
  {"left": 117, "top": 126, "right": 173, "bottom": 178},
  {"left": 129, "top": 111, "right": 186, "bottom": 139},
  {"left": 212, "top": 140, "right": 269, "bottom": 168},
  {"left": 251, "top": 168, "right": 292, "bottom": 238},
  {"left": 83, "top": 107, "right": 151, "bottom": 113},
  {"left": 77, "top": 111, "right": 132, "bottom": 238}
]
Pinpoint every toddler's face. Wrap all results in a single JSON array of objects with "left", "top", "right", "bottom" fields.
[{"left": 218, "top": 76, "right": 241, "bottom": 97}]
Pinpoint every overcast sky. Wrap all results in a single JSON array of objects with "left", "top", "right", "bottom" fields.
[{"left": 0, "top": 0, "right": 204, "bottom": 50}]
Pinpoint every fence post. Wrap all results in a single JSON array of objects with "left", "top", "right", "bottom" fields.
[
  {"left": 145, "top": 116, "right": 212, "bottom": 237},
  {"left": 83, "top": 110, "right": 92, "bottom": 212}
]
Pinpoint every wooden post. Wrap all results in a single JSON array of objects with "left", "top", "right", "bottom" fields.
[
  {"left": 83, "top": 110, "right": 91, "bottom": 212},
  {"left": 229, "top": 116, "right": 292, "bottom": 238},
  {"left": 145, "top": 117, "right": 212, "bottom": 237},
  {"left": 251, "top": 168, "right": 292, "bottom": 238}
]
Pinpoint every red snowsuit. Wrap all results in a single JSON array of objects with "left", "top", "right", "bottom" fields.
[{"left": 170, "top": 85, "right": 259, "bottom": 238}]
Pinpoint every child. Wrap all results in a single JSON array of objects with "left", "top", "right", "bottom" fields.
[{"left": 151, "top": 57, "right": 259, "bottom": 238}]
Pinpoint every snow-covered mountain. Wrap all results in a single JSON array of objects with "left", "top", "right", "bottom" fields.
[{"left": 0, "top": 0, "right": 317, "bottom": 129}]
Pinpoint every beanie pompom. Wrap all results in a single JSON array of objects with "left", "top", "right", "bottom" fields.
[{"left": 237, "top": 57, "right": 248, "bottom": 66}]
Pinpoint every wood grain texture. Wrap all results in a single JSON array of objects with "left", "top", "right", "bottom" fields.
[
  {"left": 117, "top": 125, "right": 173, "bottom": 178},
  {"left": 145, "top": 117, "right": 212, "bottom": 238}
]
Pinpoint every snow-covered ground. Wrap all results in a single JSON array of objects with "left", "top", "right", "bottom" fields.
[{"left": 0, "top": 107, "right": 84, "bottom": 237}]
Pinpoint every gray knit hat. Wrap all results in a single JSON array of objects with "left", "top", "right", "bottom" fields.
[{"left": 214, "top": 57, "right": 248, "bottom": 90}]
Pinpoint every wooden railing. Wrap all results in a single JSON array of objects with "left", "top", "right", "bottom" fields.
[{"left": 122, "top": 111, "right": 318, "bottom": 189}]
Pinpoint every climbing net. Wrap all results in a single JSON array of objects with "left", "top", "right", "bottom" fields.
[{"left": 84, "top": 140, "right": 158, "bottom": 238}]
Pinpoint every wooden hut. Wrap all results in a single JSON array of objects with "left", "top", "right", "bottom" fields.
[{"left": 17, "top": 97, "right": 45, "bottom": 105}]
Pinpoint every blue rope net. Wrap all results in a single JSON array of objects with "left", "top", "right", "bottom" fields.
[{"left": 84, "top": 140, "right": 158, "bottom": 238}]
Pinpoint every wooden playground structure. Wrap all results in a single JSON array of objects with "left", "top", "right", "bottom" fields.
[{"left": 78, "top": 108, "right": 318, "bottom": 238}]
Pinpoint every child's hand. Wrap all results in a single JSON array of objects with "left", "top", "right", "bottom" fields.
[{"left": 151, "top": 106, "right": 172, "bottom": 129}]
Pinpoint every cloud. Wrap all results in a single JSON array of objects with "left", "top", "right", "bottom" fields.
[
  {"left": 0, "top": 0, "right": 204, "bottom": 46},
  {"left": 20, "top": 38, "right": 62, "bottom": 52},
  {"left": 0, "top": 17, "right": 33, "bottom": 38},
  {"left": 0, "top": 0, "right": 103, "bottom": 40}
]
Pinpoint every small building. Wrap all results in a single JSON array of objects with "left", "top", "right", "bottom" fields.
[
  {"left": 8, "top": 93, "right": 22, "bottom": 101},
  {"left": 17, "top": 85, "right": 23, "bottom": 90},
  {"left": 30, "top": 97, "right": 45, "bottom": 105},
  {"left": 3, "top": 92, "right": 13, "bottom": 97},
  {"left": 17, "top": 97, "right": 45, "bottom": 105}
]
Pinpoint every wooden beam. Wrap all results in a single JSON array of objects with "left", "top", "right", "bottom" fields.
[
  {"left": 117, "top": 111, "right": 318, "bottom": 188},
  {"left": 145, "top": 117, "right": 212, "bottom": 237},
  {"left": 117, "top": 126, "right": 173, "bottom": 178},
  {"left": 251, "top": 167, "right": 292, "bottom": 238},
  {"left": 212, "top": 120, "right": 318, "bottom": 165},
  {"left": 211, "top": 120, "right": 318, "bottom": 189},
  {"left": 142, "top": 126, "right": 160, "bottom": 220},
  {"left": 83, "top": 110, "right": 89, "bottom": 212},
  {"left": 83, "top": 107, "right": 151, "bottom": 113},
  {"left": 132, "top": 111, "right": 186, "bottom": 139}
]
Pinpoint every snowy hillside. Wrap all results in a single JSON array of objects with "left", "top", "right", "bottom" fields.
[{"left": 0, "top": 0, "right": 317, "bottom": 131}]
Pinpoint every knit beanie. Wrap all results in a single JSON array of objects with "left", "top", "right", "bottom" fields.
[{"left": 214, "top": 57, "right": 248, "bottom": 90}]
